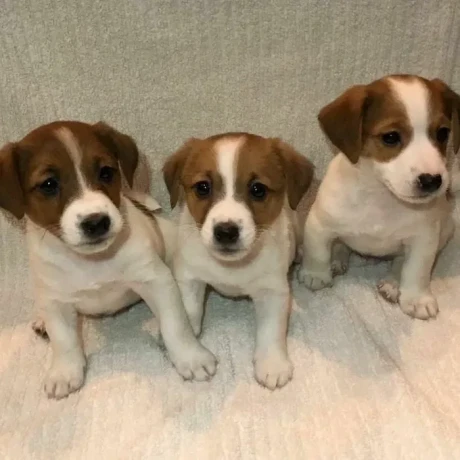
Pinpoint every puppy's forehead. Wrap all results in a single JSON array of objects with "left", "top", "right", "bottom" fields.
[
  {"left": 365, "top": 75, "right": 449, "bottom": 130},
  {"left": 386, "top": 77, "right": 429, "bottom": 129},
  {"left": 21, "top": 121, "right": 109, "bottom": 159}
]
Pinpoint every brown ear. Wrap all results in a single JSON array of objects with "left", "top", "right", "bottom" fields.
[
  {"left": 92, "top": 122, "right": 139, "bottom": 187},
  {"left": 318, "top": 85, "right": 368, "bottom": 164},
  {"left": 431, "top": 79, "right": 460, "bottom": 154},
  {"left": 272, "top": 138, "right": 314, "bottom": 209},
  {"left": 163, "top": 139, "right": 197, "bottom": 208},
  {"left": 0, "top": 143, "right": 25, "bottom": 219}
]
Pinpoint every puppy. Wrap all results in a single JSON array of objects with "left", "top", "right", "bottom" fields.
[
  {"left": 0, "top": 121, "right": 217, "bottom": 399},
  {"left": 163, "top": 133, "right": 313, "bottom": 389},
  {"left": 298, "top": 75, "right": 460, "bottom": 320}
]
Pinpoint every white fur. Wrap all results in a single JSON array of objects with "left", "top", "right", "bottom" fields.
[
  {"left": 31, "top": 195, "right": 217, "bottom": 399},
  {"left": 200, "top": 138, "right": 256, "bottom": 259},
  {"left": 173, "top": 137, "right": 299, "bottom": 390},
  {"left": 299, "top": 78, "right": 455, "bottom": 320},
  {"left": 55, "top": 128, "right": 124, "bottom": 254},
  {"left": 374, "top": 79, "right": 449, "bottom": 203},
  {"left": 30, "top": 131, "right": 217, "bottom": 399}
]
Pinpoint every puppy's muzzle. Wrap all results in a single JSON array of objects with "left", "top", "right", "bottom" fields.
[
  {"left": 213, "top": 221, "right": 240, "bottom": 251},
  {"left": 80, "top": 213, "right": 111, "bottom": 240},
  {"left": 416, "top": 173, "right": 442, "bottom": 194}
]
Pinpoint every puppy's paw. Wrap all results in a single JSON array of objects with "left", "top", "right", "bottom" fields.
[
  {"left": 297, "top": 267, "right": 333, "bottom": 291},
  {"left": 254, "top": 351, "right": 293, "bottom": 390},
  {"left": 399, "top": 292, "right": 439, "bottom": 320},
  {"left": 171, "top": 344, "right": 217, "bottom": 381},
  {"left": 377, "top": 279, "right": 400, "bottom": 303},
  {"left": 44, "top": 356, "right": 86, "bottom": 399},
  {"left": 331, "top": 259, "right": 348, "bottom": 277},
  {"left": 32, "top": 318, "right": 48, "bottom": 339}
]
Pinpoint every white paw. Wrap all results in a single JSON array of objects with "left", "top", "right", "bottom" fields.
[
  {"left": 377, "top": 279, "right": 400, "bottom": 303},
  {"left": 297, "top": 266, "right": 333, "bottom": 291},
  {"left": 400, "top": 292, "right": 439, "bottom": 320},
  {"left": 331, "top": 259, "right": 348, "bottom": 277},
  {"left": 171, "top": 344, "right": 217, "bottom": 381},
  {"left": 44, "top": 356, "right": 86, "bottom": 399},
  {"left": 254, "top": 351, "right": 293, "bottom": 390}
]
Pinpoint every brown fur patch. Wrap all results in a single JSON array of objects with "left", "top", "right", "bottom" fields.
[
  {"left": 164, "top": 137, "right": 222, "bottom": 226},
  {"left": 235, "top": 135, "right": 286, "bottom": 230},
  {"left": 0, "top": 121, "right": 138, "bottom": 236},
  {"left": 318, "top": 74, "right": 457, "bottom": 164},
  {"left": 164, "top": 133, "right": 313, "bottom": 232}
]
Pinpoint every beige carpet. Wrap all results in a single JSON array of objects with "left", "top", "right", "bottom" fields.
[{"left": 1, "top": 1, "right": 460, "bottom": 458}]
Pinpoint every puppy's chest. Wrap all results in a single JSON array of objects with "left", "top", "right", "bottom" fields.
[
  {"left": 321, "top": 189, "right": 429, "bottom": 256},
  {"left": 181, "top": 246, "right": 288, "bottom": 297}
]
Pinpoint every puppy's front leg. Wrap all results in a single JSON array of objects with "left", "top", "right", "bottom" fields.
[
  {"left": 131, "top": 260, "right": 217, "bottom": 381},
  {"left": 298, "top": 208, "right": 335, "bottom": 290},
  {"left": 173, "top": 266, "right": 206, "bottom": 336},
  {"left": 253, "top": 285, "right": 293, "bottom": 390},
  {"left": 399, "top": 225, "right": 440, "bottom": 320},
  {"left": 42, "top": 302, "right": 86, "bottom": 399}
]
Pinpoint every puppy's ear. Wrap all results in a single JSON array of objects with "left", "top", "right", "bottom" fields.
[
  {"left": 431, "top": 79, "right": 460, "bottom": 154},
  {"left": 92, "top": 122, "right": 139, "bottom": 187},
  {"left": 272, "top": 138, "right": 314, "bottom": 209},
  {"left": 0, "top": 142, "right": 25, "bottom": 219},
  {"left": 318, "top": 85, "right": 368, "bottom": 164},
  {"left": 163, "top": 139, "right": 197, "bottom": 208}
]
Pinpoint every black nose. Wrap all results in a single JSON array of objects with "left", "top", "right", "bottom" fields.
[
  {"left": 417, "top": 174, "right": 442, "bottom": 193},
  {"left": 213, "top": 222, "right": 240, "bottom": 245},
  {"left": 80, "top": 213, "right": 111, "bottom": 238}
]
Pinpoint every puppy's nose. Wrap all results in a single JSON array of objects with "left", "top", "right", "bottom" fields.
[
  {"left": 213, "top": 222, "right": 240, "bottom": 245},
  {"left": 417, "top": 174, "right": 442, "bottom": 193},
  {"left": 80, "top": 213, "right": 111, "bottom": 238}
]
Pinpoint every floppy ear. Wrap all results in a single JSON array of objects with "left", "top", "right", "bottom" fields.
[
  {"left": 0, "top": 142, "right": 25, "bottom": 219},
  {"left": 431, "top": 79, "right": 460, "bottom": 154},
  {"left": 163, "top": 139, "right": 197, "bottom": 208},
  {"left": 272, "top": 138, "right": 314, "bottom": 209},
  {"left": 92, "top": 122, "right": 139, "bottom": 187},
  {"left": 318, "top": 85, "right": 368, "bottom": 164}
]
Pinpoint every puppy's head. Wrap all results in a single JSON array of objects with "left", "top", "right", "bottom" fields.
[
  {"left": 318, "top": 75, "right": 460, "bottom": 204},
  {"left": 0, "top": 121, "right": 139, "bottom": 254},
  {"left": 163, "top": 133, "right": 313, "bottom": 262}
]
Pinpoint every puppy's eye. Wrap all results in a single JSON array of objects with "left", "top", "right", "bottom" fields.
[
  {"left": 99, "top": 166, "right": 116, "bottom": 183},
  {"left": 436, "top": 127, "right": 450, "bottom": 143},
  {"left": 39, "top": 178, "right": 59, "bottom": 197},
  {"left": 381, "top": 131, "right": 401, "bottom": 146},
  {"left": 194, "top": 180, "right": 211, "bottom": 198},
  {"left": 249, "top": 182, "right": 267, "bottom": 200}
]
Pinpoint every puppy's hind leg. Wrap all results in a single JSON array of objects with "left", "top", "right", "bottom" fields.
[
  {"left": 377, "top": 255, "right": 403, "bottom": 304},
  {"left": 331, "top": 241, "right": 350, "bottom": 277}
]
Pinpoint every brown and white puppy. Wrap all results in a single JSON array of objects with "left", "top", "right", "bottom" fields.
[
  {"left": 298, "top": 75, "right": 460, "bottom": 320},
  {"left": 163, "top": 133, "right": 313, "bottom": 389},
  {"left": 0, "top": 121, "right": 216, "bottom": 399}
]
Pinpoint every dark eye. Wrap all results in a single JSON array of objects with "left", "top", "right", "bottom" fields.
[
  {"left": 194, "top": 180, "right": 211, "bottom": 197},
  {"left": 99, "top": 166, "right": 116, "bottom": 183},
  {"left": 249, "top": 182, "right": 267, "bottom": 200},
  {"left": 381, "top": 131, "right": 401, "bottom": 146},
  {"left": 39, "top": 178, "right": 59, "bottom": 197},
  {"left": 436, "top": 127, "right": 450, "bottom": 143}
]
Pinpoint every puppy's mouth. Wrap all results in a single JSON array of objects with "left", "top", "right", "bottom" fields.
[
  {"left": 382, "top": 179, "right": 443, "bottom": 204},
  {"left": 209, "top": 243, "right": 248, "bottom": 261},
  {"left": 70, "top": 233, "right": 117, "bottom": 254}
]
